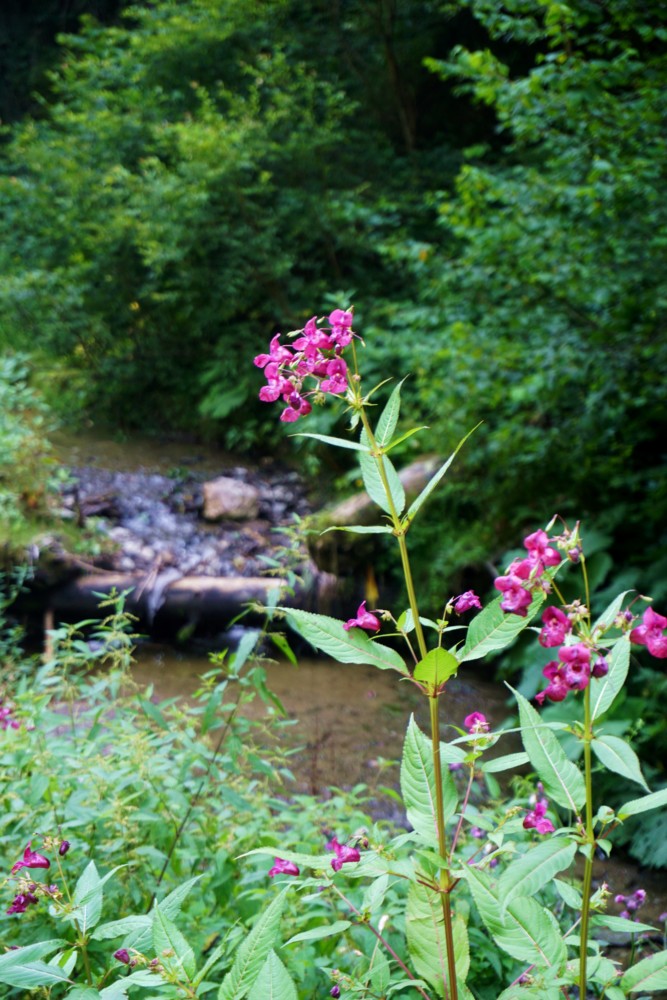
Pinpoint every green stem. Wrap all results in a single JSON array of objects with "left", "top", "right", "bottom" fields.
[
  {"left": 579, "top": 684, "right": 595, "bottom": 999},
  {"left": 357, "top": 400, "right": 458, "bottom": 1000}
]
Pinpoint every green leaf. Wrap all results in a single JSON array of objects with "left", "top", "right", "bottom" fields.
[
  {"left": 590, "top": 635, "right": 630, "bottom": 720},
  {"left": 70, "top": 860, "right": 108, "bottom": 935},
  {"left": 375, "top": 378, "right": 405, "bottom": 448},
  {"left": 591, "top": 915, "right": 656, "bottom": 934},
  {"left": 414, "top": 647, "right": 459, "bottom": 687},
  {"left": 218, "top": 887, "right": 289, "bottom": 1000},
  {"left": 99, "top": 969, "right": 160, "bottom": 999},
  {"left": 617, "top": 787, "right": 667, "bottom": 820},
  {"left": 400, "top": 716, "right": 458, "bottom": 846},
  {"left": 406, "top": 881, "right": 469, "bottom": 997},
  {"left": 322, "top": 524, "right": 393, "bottom": 535},
  {"left": 269, "top": 632, "right": 297, "bottom": 665},
  {"left": 463, "top": 866, "right": 566, "bottom": 969},
  {"left": 152, "top": 907, "right": 196, "bottom": 981},
  {"left": 459, "top": 591, "right": 545, "bottom": 663},
  {"left": 279, "top": 608, "right": 408, "bottom": 675},
  {"left": 511, "top": 686, "right": 586, "bottom": 813},
  {"left": 292, "top": 432, "right": 369, "bottom": 452},
  {"left": 404, "top": 423, "right": 480, "bottom": 524},
  {"left": 621, "top": 950, "right": 667, "bottom": 992},
  {"left": 591, "top": 735, "right": 649, "bottom": 790},
  {"left": 248, "top": 951, "right": 297, "bottom": 1000},
  {"left": 499, "top": 838, "right": 577, "bottom": 916},
  {"left": 592, "top": 591, "right": 633, "bottom": 633},
  {"left": 481, "top": 752, "right": 530, "bottom": 773},
  {"left": 359, "top": 446, "right": 406, "bottom": 515},
  {"left": 384, "top": 425, "right": 429, "bottom": 454},
  {"left": 92, "top": 915, "right": 151, "bottom": 941},
  {"left": 0, "top": 942, "right": 72, "bottom": 989},
  {"left": 283, "top": 920, "right": 351, "bottom": 945}
]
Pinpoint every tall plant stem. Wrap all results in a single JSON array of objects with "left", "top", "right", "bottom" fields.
[
  {"left": 357, "top": 405, "right": 458, "bottom": 1000},
  {"left": 579, "top": 684, "right": 595, "bottom": 999}
]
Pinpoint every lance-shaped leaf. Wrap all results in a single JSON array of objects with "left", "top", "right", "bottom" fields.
[
  {"left": 481, "top": 752, "right": 529, "bottom": 773},
  {"left": 511, "top": 686, "right": 586, "bottom": 813},
  {"left": 459, "top": 591, "right": 545, "bottom": 663},
  {"left": 406, "top": 881, "right": 469, "bottom": 997},
  {"left": 322, "top": 524, "right": 392, "bottom": 535},
  {"left": 590, "top": 635, "right": 630, "bottom": 720},
  {"left": 248, "top": 950, "right": 297, "bottom": 1000},
  {"left": 591, "top": 734, "right": 649, "bottom": 790},
  {"left": 463, "top": 866, "right": 566, "bottom": 969},
  {"left": 153, "top": 908, "right": 196, "bottom": 981},
  {"left": 359, "top": 446, "right": 406, "bottom": 515},
  {"left": 591, "top": 591, "right": 634, "bottom": 633},
  {"left": 279, "top": 608, "right": 408, "bottom": 675},
  {"left": 284, "top": 920, "right": 351, "bottom": 946},
  {"left": 620, "top": 950, "right": 667, "bottom": 992},
  {"left": 617, "top": 787, "right": 667, "bottom": 820},
  {"left": 403, "top": 423, "right": 481, "bottom": 525},
  {"left": 414, "top": 647, "right": 459, "bottom": 687},
  {"left": 374, "top": 378, "right": 406, "bottom": 448},
  {"left": 67, "top": 861, "right": 125, "bottom": 936},
  {"left": 218, "top": 887, "right": 289, "bottom": 1000},
  {"left": 401, "top": 716, "right": 458, "bottom": 845},
  {"left": 293, "top": 432, "right": 369, "bottom": 452},
  {"left": 0, "top": 941, "right": 69, "bottom": 988},
  {"left": 499, "top": 837, "right": 577, "bottom": 916}
]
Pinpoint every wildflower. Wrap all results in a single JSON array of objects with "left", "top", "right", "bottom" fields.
[
  {"left": 494, "top": 573, "right": 532, "bottom": 617},
  {"left": 558, "top": 643, "right": 592, "bottom": 691},
  {"left": 343, "top": 601, "right": 380, "bottom": 633},
  {"left": 523, "top": 529, "right": 562, "bottom": 569},
  {"left": 268, "top": 857, "right": 300, "bottom": 878},
  {"left": 615, "top": 889, "right": 647, "bottom": 920},
  {"left": 328, "top": 309, "right": 355, "bottom": 347},
  {"left": 453, "top": 591, "right": 481, "bottom": 613},
  {"left": 10, "top": 843, "right": 50, "bottom": 875},
  {"left": 470, "top": 826, "right": 485, "bottom": 839},
  {"left": 630, "top": 607, "right": 667, "bottom": 658},
  {"left": 539, "top": 607, "right": 572, "bottom": 648},
  {"left": 114, "top": 949, "right": 132, "bottom": 965},
  {"left": 464, "top": 712, "right": 490, "bottom": 734},
  {"left": 535, "top": 661, "right": 569, "bottom": 705},
  {"left": 592, "top": 655, "right": 609, "bottom": 678},
  {"left": 6, "top": 892, "right": 38, "bottom": 915},
  {"left": 523, "top": 796, "right": 555, "bottom": 835},
  {"left": 328, "top": 837, "right": 361, "bottom": 872},
  {"left": 58, "top": 841, "right": 70, "bottom": 857}
]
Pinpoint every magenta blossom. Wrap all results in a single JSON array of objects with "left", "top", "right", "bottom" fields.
[
  {"left": 558, "top": 643, "right": 591, "bottom": 691},
  {"left": 343, "top": 601, "right": 380, "bottom": 633},
  {"left": 615, "top": 889, "right": 647, "bottom": 920},
  {"left": 535, "top": 661, "right": 570, "bottom": 705},
  {"left": 453, "top": 591, "right": 481, "bottom": 614},
  {"left": 523, "top": 529, "right": 562, "bottom": 569},
  {"left": 630, "top": 607, "right": 667, "bottom": 658},
  {"left": 328, "top": 837, "right": 361, "bottom": 871},
  {"left": 464, "top": 712, "right": 490, "bottom": 734},
  {"left": 268, "top": 857, "right": 300, "bottom": 878},
  {"left": 114, "top": 949, "right": 132, "bottom": 965},
  {"left": 494, "top": 574, "right": 532, "bottom": 617},
  {"left": 523, "top": 796, "right": 555, "bottom": 835},
  {"left": 539, "top": 607, "right": 572, "bottom": 648},
  {"left": 6, "top": 892, "right": 39, "bottom": 915},
  {"left": 10, "top": 843, "right": 50, "bottom": 875}
]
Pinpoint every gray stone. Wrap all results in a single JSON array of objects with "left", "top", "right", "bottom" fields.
[{"left": 202, "top": 477, "right": 260, "bottom": 521}]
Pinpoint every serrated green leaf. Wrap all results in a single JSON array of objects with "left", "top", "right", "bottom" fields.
[
  {"left": 359, "top": 446, "right": 406, "bottom": 515},
  {"left": 592, "top": 591, "right": 633, "bottom": 633},
  {"left": 0, "top": 959, "right": 72, "bottom": 989},
  {"left": 218, "top": 887, "right": 289, "bottom": 1000},
  {"left": 592, "top": 734, "right": 649, "bottom": 790},
  {"left": 322, "top": 524, "right": 392, "bottom": 535},
  {"left": 400, "top": 716, "right": 458, "bottom": 846},
  {"left": 590, "top": 635, "right": 630, "bottom": 720},
  {"left": 153, "top": 907, "right": 196, "bottom": 981},
  {"left": 591, "top": 915, "right": 656, "bottom": 934},
  {"left": 99, "top": 969, "right": 160, "bottom": 999},
  {"left": 375, "top": 379, "right": 405, "bottom": 447},
  {"left": 404, "top": 423, "right": 480, "bottom": 524},
  {"left": 92, "top": 915, "right": 151, "bottom": 942},
  {"left": 406, "top": 881, "right": 469, "bottom": 997},
  {"left": 369, "top": 950, "right": 391, "bottom": 994},
  {"left": 459, "top": 591, "right": 545, "bottom": 663},
  {"left": 499, "top": 838, "right": 577, "bottom": 916},
  {"left": 481, "top": 752, "right": 530, "bottom": 773},
  {"left": 414, "top": 647, "right": 459, "bottom": 687},
  {"left": 283, "top": 920, "right": 351, "bottom": 945},
  {"left": 293, "top": 432, "right": 368, "bottom": 452},
  {"left": 553, "top": 878, "right": 582, "bottom": 909},
  {"left": 621, "top": 950, "right": 667, "bottom": 992},
  {"left": 248, "top": 950, "right": 297, "bottom": 1000},
  {"left": 280, "top": 608, "right": 408, "bottom": 674},
  {"left": 463, "top": 866, "right": 566, "bottom": 969},
  {"left": 511, "top": 686, "right": 586, "bottom": 813},
  {"left": 122, "top": 876, "right": 202, "bottom": 954},
  {"left": 617, "top": 787, "right": 667, "bottom": 819}
]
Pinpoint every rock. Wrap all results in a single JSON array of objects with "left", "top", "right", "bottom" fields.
[{"left": 202, "top": 477, "right": 260, "bottom": 521}]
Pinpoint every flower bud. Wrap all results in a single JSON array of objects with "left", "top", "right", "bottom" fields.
[
  {"left": 114, "top": 949, "right": 131, "bottom": 965},
  {"left": 59, "top": 841, "right": 70, "bottom": 857}
]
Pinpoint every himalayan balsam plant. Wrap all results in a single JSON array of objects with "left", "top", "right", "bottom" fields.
[{"left": 246, "top": 308, "right": 667, "bottom": 999}]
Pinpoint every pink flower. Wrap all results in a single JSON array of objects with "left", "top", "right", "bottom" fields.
[
  {"left": 494, "top": 574, "right": 532, "bottom": 616},
  {"left": 328, "top": 309, "right": 355, "bottom": 347},
  {"left": 453, "top": 591, "right": 481, "bottom": 613},
  {"left": 268, "top": 857, "right": 300, "bottom": 877},
  {"left": 10, "top": 843, "right": 50, "bottom": 875},
  {"left": 343, "top": 601, "right": 380, "bottom": 633},
  {"left": 558, "top": 643, "right": 591, "bottom": 691},
  {"left": 464, "top": 712, "right": 489, "bottom": 734},
  {"left": 539, "top": 607, "right": 572, "bottom": 647},
  {"left": 6, "top": 892, "right": 38, "bottom": 915},
  {"left": 523, "top": 529, "right": 562, "bottom": 569},
  {"left": 253, "top": 334, "right": 293, "bottom": 369},
  {"left": 523, "top": 797, "right": 555, "bottom": 835},
  {"left": 328, "top": 837, "right": 361, "bottom": 872},
  {"left": 630, "top": 607, "right": 667, "bottom": 658},
  {"left": 114, "top": 949, "right": 132, "bottom": 965},
  {"left": 535, "top": 662, "right": 569, "bottom": 704}
]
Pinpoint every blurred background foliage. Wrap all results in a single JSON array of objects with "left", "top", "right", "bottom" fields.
[{"left": 0, "top": 0, "right": 665, "bottom": 603}]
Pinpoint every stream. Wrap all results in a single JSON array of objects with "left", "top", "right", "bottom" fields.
[{"left": 49, "top": 430, "right": 667, "bottom": 933}]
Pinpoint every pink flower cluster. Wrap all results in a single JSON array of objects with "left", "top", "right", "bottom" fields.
[
  {"left": 7, "top": 842, "right": 62, "bottom": 916},
  {"left": 494, "top": 529, "right": 562, "bottom": 617},
  {"left": 254, "top": 310, "right": 354, "bottom": 422},
  {"left": 631, "top": 607, "right": 667, "bottom": 659},
  {"left": 523, "top": 792, "right": 555, "bottom": 835},
  {"left": 614, "top": 888, "right": 646, "bottom": 921},
  {"left": 0, "top": 699, "right": 20, "bottom": 731}
]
